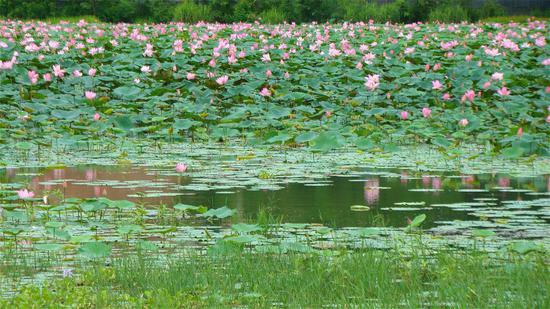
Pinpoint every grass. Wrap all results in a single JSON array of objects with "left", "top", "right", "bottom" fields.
[
  {"left": 1, "top": 246, "right": 548, "bottom": 308},
  {"left": 5, "top": 14, "right": 548, "bottom": 25},
  {"left": 480, "top": 15, "right": 549, "bottom": 23},
  {"left": 1, "top": 15, "right": 100, "bottom": 23}
]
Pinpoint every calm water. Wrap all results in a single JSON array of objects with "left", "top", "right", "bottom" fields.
[{"left": 1, "top": 166, "right": 549, "bottom": 228}]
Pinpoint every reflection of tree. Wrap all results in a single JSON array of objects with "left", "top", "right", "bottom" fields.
[
  {"left": 94, "top": 186, "right": 101, "bottom": 197},
  {"left": 53, "top": 169, "right": 65, "bottom": 179},
  {"left": 7, "top": 167, "right": 16, "bottom": 178},
  {"left": 85, "top": 169, "right": 97, "bottom": 181},
  {"left": 363, "top": 178, "right": 380, "bottom": 205}
]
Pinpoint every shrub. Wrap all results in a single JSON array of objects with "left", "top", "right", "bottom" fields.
[
  {"left": 173, "top": 0, "right": 213, "bottom": 23},
  {"left": 259, "top": 8, "right": 287, "bottom": 24},
  {"left": 233, "top": 0, "right": 256, "bottom": 22},
  {"left": 208, "top": 0, "right": 238, "bottom": 23},
  {"left": 428, "top": 5, "right": 470, "bottom": 23},
  {"left": 97, "top": 0, "right": 138, "bottom": 22},
  {"left": 378, "top": 0, "right": 406, "bottom": 22},
  {"left": 475, "top": 0, "right": 506, "bottom": 21},
  {"left": 148, "top": 0, "right": 176, "bottom": 23},
  {"left": 337, "top": 0, "right": 405, "bottom": 23}
]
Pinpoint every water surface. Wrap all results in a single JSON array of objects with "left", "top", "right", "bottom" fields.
[{"left": 2, "top": 165, "right": 548, "bottom": 229}]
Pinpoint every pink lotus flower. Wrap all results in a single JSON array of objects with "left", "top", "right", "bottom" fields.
[
  {"left": 364, "top": 74, "right": 380, "bottom": 91},
  {"left": 422, "top": 107, "right": 432, "bottom": 118},
  {"left": 459, "top": 118, "right": 469, "bottom": 127},
  {"left": 176, "top": 163, "right": 188, "bottom": 173},
  {"left": 433, "top": 63, "right": 441, "bottom": 71},
  {"left": 259, "top": 88, "right": 271, "bottom": 97},
  {"left": 0, "top": 60, "right": 12, "bottom": 70},
  {"left": 216, "top": 75, "right": 228, "bottom": 85},
  {"left": 497, "top": 87, "right": 511, "bottom": 96},
  {"left": 432, "top": 80, "right": 443, "bottom": 90},
  {"left": 517, "top": 127, "right": 523, "bottom": 137},
  {"left": 484, "top": 48, "right": 500, "bottom": 57},
  {"left": 461, "top": 90, "right": 475, "bottom": 103},
  {"left": 325, "top": 110, "right": 332, "bottom": 118},
  {"left": 140, "top": 65, "right": 151, "bottom": 73},
  {"left": 265, "top": 70, "right": 272, "bottom": 78},
  {"left": 52, "top": 64, "right": 65, "bottom": 78},
  {"left": 491, "top": 72, "right": 503, "bottom": 81},
  {"left": 43, "top": 73, "right": 52, "bottom": 82},
  {"left": 73, "top": 70, "right": 82, "bottom": 77},
  {"left": 17, "top": 189, "right": 35, "bottom": 199},
  {"left": 85, "top": 91, "right": 97, "bottom": 100},
  {"left": 546, "top": 115, "right": 550, "bottom": 124},
  {"left": 284, "top": 72, "right": 290, "bottom": 79},
  {"left": 93, "top": 113, "right": 101, "bottom": 121},
  {"left": 88, "top": 68, "right": 97, "bottom": 76},
  {"left": 442, "top": 93, "right": 451, "bottom": 100},
  {"left": 535, "top": 37, "right": 546, "bottom": 48},
  {"left": 483, "top": 82, "right": 491, "bottom": 89},
  {"left": 400, "top": 111, "right": 409, "bottom": 120},
  {"left": 186, "top": 73, "right": 196, "bottom": 80},
  {"left": 143, "top": 43, "right": 154, "bottom": 57},
  {"left": 27, "top": 70, "right": 38, "bottom": 84}
]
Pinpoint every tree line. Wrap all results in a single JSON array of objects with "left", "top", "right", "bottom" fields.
[{"left": 0, "top": 0, "right": 548, "bottom": 23}]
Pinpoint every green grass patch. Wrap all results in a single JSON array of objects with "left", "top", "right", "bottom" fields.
[
  {"left": 15, "top": 15, "right": 100, "bottom": 23},
  {"left": 480, "top": 15, "right": 549, "bottom": 23},
  {"left": 2, "top": 248, "right": 548, "bottom": 307}
]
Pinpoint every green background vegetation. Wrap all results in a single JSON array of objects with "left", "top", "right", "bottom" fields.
[{"left": 0, "top": 0, "right": 548, "bottom": 23}]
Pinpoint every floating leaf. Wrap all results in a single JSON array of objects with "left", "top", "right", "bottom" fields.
[
  {"left": 472, "top": 229, "right": 496, "bottom": 238},
  {"left": 78, "top": 242, "right": 112, "bottom": 259},
  {"left": 350, "top": 205, "right": 370, "bottom": 211},
  {"left": 508, "top": 241, "right": 541, "bottom": 255},
  {"left": 199, "top": 206, "right": 236, "bottom": 219}
]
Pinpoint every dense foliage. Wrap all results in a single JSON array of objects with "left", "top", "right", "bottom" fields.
[
  {"left": 0, "top": 19, "right": 549, "bottom": 156},
  {"left": 0, "top": 0, "right": 548, "bottom": 23}
]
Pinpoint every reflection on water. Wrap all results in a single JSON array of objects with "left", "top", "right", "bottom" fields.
[
  {"left": 363, "top": 178, "right": 380, "bottom": 205},
  {"left": 1, "top": 166, "right": 549, "bottom": 228}
]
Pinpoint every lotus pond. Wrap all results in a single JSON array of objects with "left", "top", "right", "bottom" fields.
[
  {"left": 1, "top": 142, "right": 550, "bottom": 304},
  {"left": 0, "top": 17, "right": 549, "bottom": 306}
]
